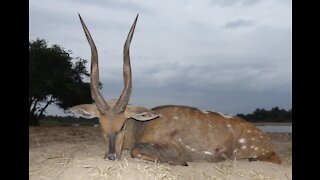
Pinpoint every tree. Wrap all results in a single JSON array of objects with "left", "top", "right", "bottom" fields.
[
  {"left": 252, "top": 108, "right": 268, "bottom": 120},
  {"left": 236, "top": 106, "right": 292, "bottom": 122},
  {"left": 29, "top": 38, "right": 93, "bottom": 126}
]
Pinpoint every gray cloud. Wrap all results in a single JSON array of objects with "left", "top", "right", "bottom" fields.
[
  {"left": 68, "top": 0, "right": 150, "bottom": 14},
  {"left": 224, "top": 19, "right": 255, "bottom": 29},
  {"left": 30, "top": 0, "right": 292, "bottom": 116},
  {"left": 210, "top": 0, "right": 263, "bottom": 7},
  {"left": 93, "top": 52, "right": 291, "bottom": 115}
]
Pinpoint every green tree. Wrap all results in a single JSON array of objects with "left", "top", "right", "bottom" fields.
[
  {"left": 29, "top": 38, "right": 92, "bottom": 126},
  {"left": 236, "top": 106, "right": 292, "bottom": 122}
]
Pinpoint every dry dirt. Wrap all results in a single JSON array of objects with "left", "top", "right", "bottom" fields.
[{"left": 29, "top": 126, "right": 292, "bottom": 180}]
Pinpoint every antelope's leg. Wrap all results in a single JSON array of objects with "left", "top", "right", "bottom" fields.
[{"left": 131, "top": 143, "right": 188, "bottom": 166}]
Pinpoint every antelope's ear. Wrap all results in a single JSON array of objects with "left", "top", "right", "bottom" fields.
[
  {"left": 68, "top": 104, "right": 99, "bottom": 119},
  {"left": 125, "top": 106, "right": 162, "bottom": 121}
]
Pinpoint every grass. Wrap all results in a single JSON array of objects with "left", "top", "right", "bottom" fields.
[{"left": 39, "top": 117, "right": 99, "bottom": 126}]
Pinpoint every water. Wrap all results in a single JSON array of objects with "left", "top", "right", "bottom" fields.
[{"left": 257, "top": 125, "right": 292, "bottom": 133}]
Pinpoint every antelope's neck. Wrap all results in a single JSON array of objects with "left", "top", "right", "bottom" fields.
[{"left": 122, "top": 119, "right": 145, "bottom": 150}]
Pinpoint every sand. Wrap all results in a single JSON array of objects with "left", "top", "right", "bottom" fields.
[{"left": 29, "top": 126, "right": 292, "bottom": 180}]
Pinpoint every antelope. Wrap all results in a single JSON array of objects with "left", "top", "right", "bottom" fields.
[{"left": 69, "top": 14, "right": 281, "bottom": 166}]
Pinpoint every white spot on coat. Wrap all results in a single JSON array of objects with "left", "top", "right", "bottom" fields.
[
  {"left": 202, "top": 111, "right": 210, "bottom": 114},
  {"left": 251, "top": 137, "right": 256, "bottom": 141},
  {"left": 253, "top": 155, "right": 258, "bottom": 158},
  {"left": 254, "top": 147, "right": 259, "bottom": 151},
  {"left": 239, "top": 138, "right": 246, "bottom": 143},
  {"left": 247, "top": 130, "right": 252, "bottom": 133},
  {"left": 250, "top": 145, "right": 255, "bottom": 149},
  {"left": 203, "top": 151, "right": 213, "bottom": 155},
  {"left": 241, "top": 146, "right": 247, "bottom": 149},
  {"left": 174, "top": 116, "right": 178, "bottom": 120},
  {"left": 226, "top": 124, "right": 232, "bottom": 128},
  {"left": 233, "top": 149, "right": 238, "bottom": 153},
  {"left": 184, "top": 145, "right": 196, "bottom": 152},
  {"left": 208, "top": 124, "right": 213, "bottom": 128}
]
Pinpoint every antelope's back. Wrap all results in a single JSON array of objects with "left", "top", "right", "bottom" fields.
[{"left": 137, "top": 105, "right": 280, "bottom": 163}]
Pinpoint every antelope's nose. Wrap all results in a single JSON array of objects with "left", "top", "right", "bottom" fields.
[{"left": 106, "top": 153, "right": 116, "bottom": 161}]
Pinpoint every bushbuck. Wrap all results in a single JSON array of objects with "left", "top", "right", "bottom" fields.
[{"left": 69, "top": 14, "right": 281, "bottom": 166}]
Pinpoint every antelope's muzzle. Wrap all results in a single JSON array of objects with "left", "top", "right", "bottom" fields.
[{"left": 106, "top": 132, "right": 116, "bottom": 161}]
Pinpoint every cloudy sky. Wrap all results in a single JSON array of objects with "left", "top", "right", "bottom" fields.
[{"left": 29, "top": 0, "right": 292, "bottom": 116}]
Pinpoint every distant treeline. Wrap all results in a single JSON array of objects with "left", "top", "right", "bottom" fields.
[{"left": 236, "top": 107, "right": 292, "bottom": 122}]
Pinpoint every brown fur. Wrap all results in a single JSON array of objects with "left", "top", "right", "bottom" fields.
[{"left": 122, "top": 105, "right": 281, "bottom": 165}]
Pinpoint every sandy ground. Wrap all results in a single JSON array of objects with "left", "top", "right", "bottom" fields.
[{"left": 29, "top": 126, "right": 292, "bottom": 180}]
